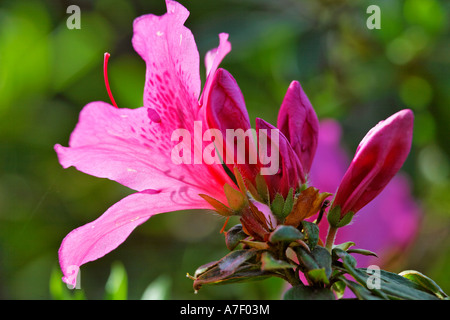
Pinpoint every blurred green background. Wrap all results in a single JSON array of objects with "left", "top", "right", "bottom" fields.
[{"left": 0, "top": 0, "right": 449, "bottom": 299}]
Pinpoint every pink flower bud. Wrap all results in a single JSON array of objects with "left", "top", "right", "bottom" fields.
[
  {"left": 331, "top": 109, "right": 414, "bottom": 219},
  {"left": 256, "top": 118, "right": 305, "bottom": 200},
  {"left": 205, "top": 68, "right": 259, "bottom": 182},
  {"left": 277, "top": 81, "right": 319, "bottom": 174}
]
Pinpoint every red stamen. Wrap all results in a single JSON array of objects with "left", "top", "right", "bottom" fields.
[
  {"left": 220, "top": 217, "right": 230, "bottom": 234},
  {"left": 103, "top": 52, "right": 118, "bottom": 108}
]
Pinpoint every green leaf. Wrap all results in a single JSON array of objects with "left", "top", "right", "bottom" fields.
[
  {"left": 261, "top": 252, "right": 295, "bottom": 271},
  {"left": 307, "top": 268, "right": 329, "bottom": 285},
  {"left": 331, "top": 280, "right": 347, "bottom": 299},
  {"left": 333, "top": 241, "right": 355, "bottom": 251},
  {"left": 269, "top": 225, "right": 304, "bottom": 243},
  {"left": 104, "top": 261, "right": 128, "bottom": 300},
  {"left": 399, "top": 270, "right": 448, "bottom": 299},
  {"left": 347, "top": 248, "right": 378, "bottom": 258},
  {"left": 283, "top": 285, "right": 335, "bottom": 300},
  {"left": 301, "top": 221, "right": 320, "bottom": 249},
  {"left": 311, "top": 246, "right": 332, "bottom": 278},
  {"left": 225, "top": 224, "right": 247, "bottom": 250}
]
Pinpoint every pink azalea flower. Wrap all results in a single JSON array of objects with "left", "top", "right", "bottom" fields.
[
  {"left": 55, "top": 0, "right": 236, "bottom": 287},
  {"left": 309, "top": 119, "right": 421, "bottom": 267}
]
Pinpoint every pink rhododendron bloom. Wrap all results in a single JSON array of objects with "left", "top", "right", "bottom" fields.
[
  {"left": 55, "top": 0, "right": 236, "bottom": 287},
  {"left": 309, "top": 120, "right": 421, "bottom": 267}
]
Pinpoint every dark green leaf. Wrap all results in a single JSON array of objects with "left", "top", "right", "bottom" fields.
[
  {"left": 311, "top": 246, "right": 332, "bottom": 278},
  {"left": 283, "top": 285, "right": 335, "bottom": 300},
  {"left": 269, "top": 225, "right": 304, "bottom": 243},
  {"left": 301, "top": 221, "right": 319, "bottom": 249},
  {"left": 347, "top": 248, "right": 378, "bottom": 258}
]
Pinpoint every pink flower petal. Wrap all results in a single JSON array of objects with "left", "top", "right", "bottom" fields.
[
  {"left": 59, "top": 187, "right": 213, "bottom": 287},
  {"left": 277, "top": 81, "right": 319, "bottom": 174},
  {"left": 132, "top": 0, "right": 201, "bottom": 122},
  {"left": 201, "top": 33, "right": 232, "bottom": 106},
  {"left": 54, "top": 101, "right": 230, "bottom": 203}
]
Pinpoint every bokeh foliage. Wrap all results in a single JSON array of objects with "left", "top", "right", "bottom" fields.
[{"left": 0, "top": 0, "right": 448, "bottom": 299}]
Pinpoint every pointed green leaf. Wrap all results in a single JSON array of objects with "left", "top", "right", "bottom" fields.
[
  {"left": 347, "top": 248, "right": 378, "bottom": 258},
  {"left": 311, "top": 246, "right": 332, "bottom": 278},
  {"left": 333, "top": 241, "right": 355, "bottom": 251}
]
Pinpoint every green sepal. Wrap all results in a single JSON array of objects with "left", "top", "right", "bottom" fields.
[
  {"left": 281, "top": 188, "right": 294, "bottom": 219},
  {"left": 336, "top": 211, "right": 355, "bottom": 227},
  {"left": 270, "top": 193, "right": 285, "bottom": 219},
  {"left": 327, "top": 205, "right": 341, "bottom": 227}
]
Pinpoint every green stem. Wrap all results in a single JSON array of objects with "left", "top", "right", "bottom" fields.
[{"left": 325, "top": 225, "right": 338, "bottom": 252}]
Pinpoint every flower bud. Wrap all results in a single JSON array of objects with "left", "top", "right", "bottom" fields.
[{"left": 330, "top": 109, "right": 414, "bottom": 223}]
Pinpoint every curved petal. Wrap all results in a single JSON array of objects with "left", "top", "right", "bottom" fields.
[
  {"left": 54, "top": 101, "right": 231, "bottom": 203},
  {"left": 59, "top": 186, "right": 213, "bottom": 287},
  {"left": 200, "top": 33, "right": 232, "bottom": 106}
]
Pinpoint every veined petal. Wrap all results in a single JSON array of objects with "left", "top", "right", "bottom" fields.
[
  {"left": 59, "top": 187, "right": 213, "bottom": 287},
  {"left": 333, "top": 109, "right": 414, "bottom": 216},
  {"left": 277, "top": 81, "right": 319, "bottom": 174},
  {"left": 54, "top": 101, "right": 231, "bottom": 203},
  {"left": 132, "top": 0, "right": 200, "bottom": 126}
]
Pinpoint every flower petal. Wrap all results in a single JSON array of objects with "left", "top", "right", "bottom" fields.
[
  {"left": 59, "top": 186, "right": 213, "bottom": 287},
  {"left": 333, "top": 109, "right": 414, "bottom": 215},
  {"left": 277, "top": 81, "right": 319, "bottom": 174},
  {"left": 132, "top": 0, "right": 201, "bottom": 124},
  {"left": 201, "top": 33, "right": 231, "bottom": 106},
  {"left": 55, "top": 101, "right": 231, "bottom": 203}
]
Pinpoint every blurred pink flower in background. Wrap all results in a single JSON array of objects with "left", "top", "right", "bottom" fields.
[{"left": 309, "top": 119, "right": 422, "bottom": 268}]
